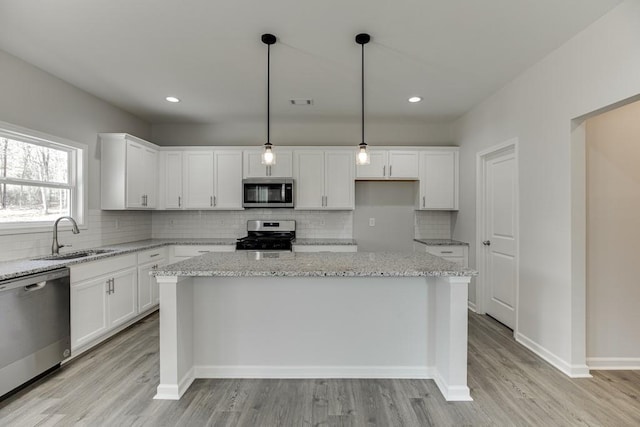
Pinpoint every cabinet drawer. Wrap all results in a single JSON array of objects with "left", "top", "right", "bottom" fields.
[
  {"left": 137, "top": 247, "right": 167, "bottom": 264},
  {"left": 172, "top": 245, "right": 235, "bottom": 257},
  {"left": 70, "top": 254, "right": 137, "bottom": 283},
  {"left": 424, "top": 246, "right": 464, "bottom": 257}
]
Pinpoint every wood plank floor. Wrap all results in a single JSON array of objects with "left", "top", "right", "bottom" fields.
[{"left": 1, "top": 311, "right": 639, "bottom": 426}]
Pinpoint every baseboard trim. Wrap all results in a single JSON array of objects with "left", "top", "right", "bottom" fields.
[
  {"left": 515, "top": 332, "right": 592, "bottom": 378},
  {"left": 155, "top": 367, "right": 195, "bottom": 400},
  {"left": 468, "top": 301, "right": 477, "bottom": 313},
  {"left": 432, "top": 369, "right": 472, "bottom": 401},
  {"left": 587, "top": 357, "right": 640, "bottom": 370},
  {"left": 193, "top": 365, "right": 433, "bottom": 379}
]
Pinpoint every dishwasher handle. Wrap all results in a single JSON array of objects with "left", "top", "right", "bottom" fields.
[{"left": 24, "top": 281, "right": 47, "bottom": 292}]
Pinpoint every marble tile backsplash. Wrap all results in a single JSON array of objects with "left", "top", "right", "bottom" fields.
[{"left": 0, "top": 210, "right": 152, "bottom": 262}]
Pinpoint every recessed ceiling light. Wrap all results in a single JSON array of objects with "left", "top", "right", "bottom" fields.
[
  {"left": 165, "top": 96, "right": 180, "bottom": 103},
  {"left": 408, "top": 96, "right": 422, "bottom": 103}
]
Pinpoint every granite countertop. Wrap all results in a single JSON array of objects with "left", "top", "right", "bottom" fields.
[
  {"left": 413, "top": 239, "right": 469, "bottom": 246},
  {"left": 0, "top": 238, "right": 238, "bottom": 282},
  {"left": 154, "top": 251, "right": 477, "bottom": 278},
  {"left": 292, "top": 238, "right": 357, "bottom": 246}
]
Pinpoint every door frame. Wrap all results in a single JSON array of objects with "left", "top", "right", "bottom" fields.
[{"left": 475, "top": 138, "right": 520, "bottom": 334}]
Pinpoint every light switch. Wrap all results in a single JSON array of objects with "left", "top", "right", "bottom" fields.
[{"left": 369, "top": 218, "right": 375, "bottom": 227}]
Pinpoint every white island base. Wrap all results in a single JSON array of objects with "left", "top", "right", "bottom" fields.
[{"left": 154, "top": 275, "right": 472, "bottom": 402}]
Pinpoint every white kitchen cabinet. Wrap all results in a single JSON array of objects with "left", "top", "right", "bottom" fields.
[
  {"left": 70, "top": 254, "right": 138, "bottom": 351},
  {"left": 417, "top": 150, "right": 458, "bottom": 210},
  {"left": 100, "top": 133, "right": 158, "bottom": 209},
  {"left": 294, "top": 150, "right": 354, "bottom": 210},
  {"left": 356, "top": 150, "right": 419, "bottom": 179},
  {"left": 182, "top": 150, "right": 243, "bottom": 210},
  {"left": 137, "top": 248, "right": 167, "bottom": 312},
  {"left": 414, "top": 242, "right": 468, "bottom": 267},
  {"left": 243, "top": 150, "right": 293, "bottom": 178},
  {"left": 161, "top": 151, "right": 183, "bottom": 209}
]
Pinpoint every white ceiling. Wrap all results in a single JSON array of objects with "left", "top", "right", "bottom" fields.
[{"left": 0, "top": 0, "right": 621, "bottom": 124}]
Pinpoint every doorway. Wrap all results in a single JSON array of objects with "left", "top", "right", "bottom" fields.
[{"left": 476, "top": 140, "right": 519, "bottom": 331}]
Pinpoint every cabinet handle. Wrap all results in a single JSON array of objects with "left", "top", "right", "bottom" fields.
[
  {"left": 440, "top": 251, "right": 453, "bottom": 254},
  {"left": 389, "top": 165, "right": 392, "bottom": 177},
  {"left": 178, "top": 196, "right": 181, "bottom": 207},
  {"left": 106, "top": 279, "right": 111, "bottom": 294},
  {"left": 197, "top": 250, "right": 211, "bottom": 253},
  {"left": 210, "top": 196, "right": 213, "bottom": 207},
  {"left": 214, "top": 196, "right": 217, "bottom": 207},
  {"left": 423, "top": 196, "right": 425, "bottom": 208},
  {"left": 383, "top": 165, "right": 386, "bottom": 177},
  {"left": 150, "top": 253, "right": 160, "bottom": 258},
  {"left": 324, "top": 195, "right": 328, "bottom": 207}
]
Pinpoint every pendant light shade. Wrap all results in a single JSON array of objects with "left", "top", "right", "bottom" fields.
[
  {"left": 355, "top": 33, "right": 371, "bottom": 166},
  {"left": 261, "top": 33, "right": 277, "bottom": 165}
]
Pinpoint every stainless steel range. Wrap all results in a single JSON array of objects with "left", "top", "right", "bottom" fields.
[{"left": 236, "top": 220, "right": 295, "bottom": 251}]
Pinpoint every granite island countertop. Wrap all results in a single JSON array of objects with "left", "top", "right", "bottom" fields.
[
  {"left": 154, "top": 251, "right": 477, "bottom": 278},
  {"left": 292, "top": 238, "right": 357, "bottom": 246}
]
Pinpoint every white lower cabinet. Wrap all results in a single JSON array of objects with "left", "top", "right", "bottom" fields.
[
  {"left": 414, "top": 242, "right": 468, "bottom": 267},
  {"left": 137, "top": 248, "right": 167, "bottom": 312},
  {"left": 70, "top": 254, "right": 138, "bottom": 352}
]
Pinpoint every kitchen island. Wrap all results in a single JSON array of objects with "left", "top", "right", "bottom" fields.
[{"left": 153, "top": 251, "right": 476, "bottom": 402}]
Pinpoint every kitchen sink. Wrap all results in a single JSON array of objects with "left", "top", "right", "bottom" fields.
[{"left": 34, "top": 249, "right": 116, "bottom": 261}]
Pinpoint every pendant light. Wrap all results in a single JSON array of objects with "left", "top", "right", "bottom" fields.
[
  {"left": 261, "top": 33, "right": 277, "bottom": 165},
  {"left": 355, "top": 33, "right": 371, "bottom": 166}
]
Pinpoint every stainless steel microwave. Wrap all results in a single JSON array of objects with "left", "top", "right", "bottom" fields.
[{"left": 243, "top": 178, "right": 294, "bottom": 208}]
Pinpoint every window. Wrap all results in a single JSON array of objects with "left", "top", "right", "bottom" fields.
[{"left": 0, "top": 122, "right": 87, "bottom": 230}]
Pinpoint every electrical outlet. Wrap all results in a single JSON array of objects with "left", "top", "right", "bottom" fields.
[{"left": 369, "top": 218, "right": 375, "bottom": 227}]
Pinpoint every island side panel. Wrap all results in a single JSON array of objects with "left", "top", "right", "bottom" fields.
[
  {"left": 191, "top": 276, "right": 431, "bottom": 378},
  {"left": 154, "top": 276, "right": 194, "bottom": 400},
  {"left": 434, "top": 276, "right": 472, "bottom": 401}
]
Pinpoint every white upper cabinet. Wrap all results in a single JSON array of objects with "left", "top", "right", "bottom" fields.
[
  {"left": 182, "top": 150, "right": 243, "bottom": 210},
  {"left": 183, "top": 151, "right": 214, "bottom": 209},
  {"left": 356, "top": 150, "right": 419, "bottom": 179},
  {"left": 417, "top": 149, "right": 458, "bottom": 210},
  {"left": 294, "top": 150, "right": 354, "bottom": 210},
  {"left": 161, "top": 151, "right": 183, "bottom": 209},
  {"left": 100, "top": 133, "right": 158, "bottom": 210},
  {"left": 244, "top": 150, "right": 293, "bottom": 178}
]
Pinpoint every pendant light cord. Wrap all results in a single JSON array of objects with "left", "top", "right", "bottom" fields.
[
  {"left": 361, "top": 41, "right": 365, "bottom": 145},
  {"left": 267, "top": 43, "right": 271, "bottom": 145}
]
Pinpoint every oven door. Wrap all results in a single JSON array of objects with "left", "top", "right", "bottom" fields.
[{"left": 243, "top": 179, "right": 294, "bottom": 208}]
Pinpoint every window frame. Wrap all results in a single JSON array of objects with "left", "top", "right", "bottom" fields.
[{"left": 0, "top": 121, "right": 88, "bottom": 235}]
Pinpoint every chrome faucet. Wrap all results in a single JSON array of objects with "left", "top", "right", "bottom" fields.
[{"left": 52, "top": 216, "right": 80, "bottom": 255}]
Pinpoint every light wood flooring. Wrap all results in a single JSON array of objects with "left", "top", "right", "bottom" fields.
[{"left": 1, "top": 311, "right": 639, "bottom": 426}]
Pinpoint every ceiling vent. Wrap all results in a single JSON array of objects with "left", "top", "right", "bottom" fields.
[{"left": 290, "top": 99, "right": 313, "bottom": 105}]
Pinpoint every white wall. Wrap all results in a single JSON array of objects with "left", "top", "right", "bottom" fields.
[
  {"left": 453, "top": 0, "right": 640, "bottom": 375},
  {"left": 151, "top": 120, "right": 454, "bottom": 146},
  {"left": 0, "top": 49, "right": 152, "bottom": 261},
  {"left": 585, "top": 100, "right": 640, "bottom": 367}
]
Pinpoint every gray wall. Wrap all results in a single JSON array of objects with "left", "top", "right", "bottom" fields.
[{"left": 353, "top": 181, "right": 417, "bottom": 252}]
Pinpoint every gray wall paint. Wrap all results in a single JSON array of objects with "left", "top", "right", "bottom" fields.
[
  {"left": 353, "top": 181, "right": 418, "bottom": 252},
  {"left": 151, "top": 120, "right": 455, "bottom": 146}
]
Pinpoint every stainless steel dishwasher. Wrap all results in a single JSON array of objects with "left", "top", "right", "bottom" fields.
[{"left": 0, "top": 268, "right": 71, "bottom": 398}]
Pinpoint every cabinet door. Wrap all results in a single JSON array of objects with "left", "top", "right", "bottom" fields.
[
  {"left": 138, "top": 260, "right": 164, "bottom": 312},
  {"left": 388, "top": 151, "right": 419, "bottom": 179},
  {"left": 294, "top": 151, "right": 325, "bottom": 209},
  {"left": 269, "top": 150, "right": 293, "bottom": 177},
  {"left": 143, "top": 147, "right": 158, "bottom": 208},
  {"left": 183, "top": 151, "right": 214, "bottom": 208},
  {"left": 108, "top": 268, "right": 138, "bottom": 329},
  {"left": 356, "top": 150, "right": 387, "bottom": 178},
  {"left": 125, "top": 141, "right": 144, "bottom": 208},
  {"left": 324, "top": 151, "right": 354, "bottom": 209},
  {"left": 243, "top": 151, "right": 268, "bottom": 178},
  {"left": 71, "top": 276, "right": 108, "bottom": 350},
  {"left": 164, "top": 151, "right": 183, "bottom": 209},
  {"left": 420, "top": 151, "right": 458, "bottom": 210},
  {"left": 214, "top": 151, "right": 243, "bottom": 209}
]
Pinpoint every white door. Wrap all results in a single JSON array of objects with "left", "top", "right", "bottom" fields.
[
  {"left": 164, "top": 151, "right": 183, "bottom": 209},
  {"left": 480, "top": 144, "right": 518, "bottom": 329},
  {"left": 388, "top": 151, "right": 419, "bottom": 179},
  {"left": 183, "top": 151, "right": 214, "bottom": 208},
  {"left": 294, "top": 151, "right": 325, "bottom": 209},
  {"left": 214, "top": 151, "right": 243, "bottom": 209},
  {"left": 420, "top": 151, "right": 457, "bottom": 209},
  {"left": 356, "top": 150, "right": 387, "bottom": 178},
  {"left": 324, "top": 151, "right": 354, "bottom": 209},
  {"left": 108, "top": 268, "right": 138, "bottom": 329}
]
